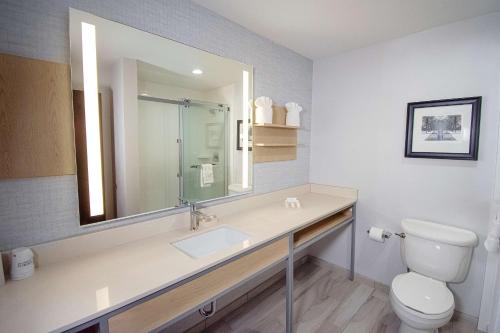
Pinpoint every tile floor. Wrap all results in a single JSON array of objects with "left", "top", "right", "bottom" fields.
[{"left": 201, "top": 261, "right": 480, "bottom": 333}]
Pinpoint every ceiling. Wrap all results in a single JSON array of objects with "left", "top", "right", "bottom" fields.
[{"left": 193, "top": 0, "right": 500, "bottom": 59}]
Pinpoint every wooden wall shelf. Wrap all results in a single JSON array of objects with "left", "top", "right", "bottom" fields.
[{"left": 252, "top": 105, "right": 298, "bottom": 163}]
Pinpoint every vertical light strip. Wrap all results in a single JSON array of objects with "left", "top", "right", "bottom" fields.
[
  {"left": 82, "top": 22, "right": 104, "bottom": 216},
  {"left": 242, "top": 70, "right": 249, "bottom": 189}
]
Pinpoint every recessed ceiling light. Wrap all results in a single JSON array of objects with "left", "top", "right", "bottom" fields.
[{"left": 192, "top": 68, "right": 203, "bottom": 75}]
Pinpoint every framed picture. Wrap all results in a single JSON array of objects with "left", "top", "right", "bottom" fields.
[
  {"left": 405, "top": 96, "right": 481, "bottom": 160},
  {"left": 237, "top": 120, "right": 253, "bottom": 151}
]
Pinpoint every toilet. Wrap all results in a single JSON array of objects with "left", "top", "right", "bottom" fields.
[{"left": 390, "top": 219, "right": 478, "bottom": 333}]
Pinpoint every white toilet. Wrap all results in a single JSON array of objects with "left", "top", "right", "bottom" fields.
[{"left": 390, "top": 219, "right": 478, "bottom": 333}]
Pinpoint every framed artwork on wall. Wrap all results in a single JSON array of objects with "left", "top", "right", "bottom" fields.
[{"left": 405, "top": 96, "right": 481, "bottom": 160}]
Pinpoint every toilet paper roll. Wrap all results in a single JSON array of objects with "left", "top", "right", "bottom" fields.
[
  {"left": 484, "top": 234, "right": 500, "bottom": 252},
  {"left": 368, "top": 227, "right": 385, "bottom": 243}
]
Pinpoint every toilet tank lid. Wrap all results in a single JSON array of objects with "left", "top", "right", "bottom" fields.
[{"left": 402, "top": 219, "right": 478, "bottom": 247}]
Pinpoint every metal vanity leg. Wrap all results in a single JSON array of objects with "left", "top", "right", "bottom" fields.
[
  {"left": 286, "top": 234, "right": 294, "bottom": 333},
  {"left": 349, "top": 204, "right": 356, "bottom": 281}
]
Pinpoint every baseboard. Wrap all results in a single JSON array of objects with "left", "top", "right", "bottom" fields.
[{"left": 307, "top": 255, "right": 389, "bottom": 292}]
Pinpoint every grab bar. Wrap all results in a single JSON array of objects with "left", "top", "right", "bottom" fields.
[{"left": 190, "top": 163, "right": 217, "bottom": 169}]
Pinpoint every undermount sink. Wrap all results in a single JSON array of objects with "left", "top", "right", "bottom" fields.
[{"left": 172, "top": 226, "right": 250, "bottom": 259}]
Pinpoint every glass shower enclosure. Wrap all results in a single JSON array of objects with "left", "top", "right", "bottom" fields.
[
  {"left": 180, "top": 100, "right": 229, "bottom": 203},
  {"left": 137, "top": 95, "right": 229, "bottom": 208}
]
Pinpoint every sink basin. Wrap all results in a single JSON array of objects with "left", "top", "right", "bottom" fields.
[{"left": 172, "top": 226, "right": 250, "bottom": 259}]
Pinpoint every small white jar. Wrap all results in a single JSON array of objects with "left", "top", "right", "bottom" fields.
[{"left": 10, "top": 247, "right": 34, "bottom": 281}]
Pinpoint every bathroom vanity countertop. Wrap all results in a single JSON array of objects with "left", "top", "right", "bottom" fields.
[{"left": 0, "top": 184, "right": 357, "bottom": 333}]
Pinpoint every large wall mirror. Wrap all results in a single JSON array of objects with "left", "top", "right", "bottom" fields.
[{"left": 69, "top": 9, "right": 253, "bottom": 225}]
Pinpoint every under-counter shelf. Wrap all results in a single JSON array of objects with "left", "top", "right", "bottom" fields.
[
  {"left": 254, "top": 123, "right": 299, "bottom": 129},
  {"left": 107, "top": 238, "right": 288, "bottom": 333},
  {"left": 294, "top": 208, "right": 353, "bottom": 249},
  {"left": 254, "top": 143, "right": 297, "bottom": 147}
]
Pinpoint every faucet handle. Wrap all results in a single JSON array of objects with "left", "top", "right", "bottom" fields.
[{"left": 202, "top": 214, "right": 218, "bottom": 223}]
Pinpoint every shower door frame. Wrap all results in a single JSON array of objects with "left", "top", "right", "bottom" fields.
[
  {"left": 137, "top": 95, "right": 230, "bottom": 206},
  {"left": 178, "top": 98, "right": 230, "bottom": 205}
]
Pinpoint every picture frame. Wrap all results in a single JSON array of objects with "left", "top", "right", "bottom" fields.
[
  {"left": 405, "top": 96, "right": 481, "bottom": 160},
  {"left": 236, "top": 119, "right": 253, "bottom": 151}
]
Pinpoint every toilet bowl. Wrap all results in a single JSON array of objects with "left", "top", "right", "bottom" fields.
[
  {"left": 390, "top": 219, "right": 477, "bottom": 333},
  {"left": 390, "top": 272, "right": 454, "bottom": 333}
]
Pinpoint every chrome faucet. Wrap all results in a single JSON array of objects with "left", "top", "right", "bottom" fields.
[{"left": 190, "top": 203, "right": 217, "bottom": 231}]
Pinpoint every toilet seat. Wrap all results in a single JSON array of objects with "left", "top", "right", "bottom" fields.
[{"left": 391, "top": 272, "right": 454, "bottom": 317}]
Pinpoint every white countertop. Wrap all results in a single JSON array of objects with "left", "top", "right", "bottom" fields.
[{"left": 0, "top": 186, "right": 356, "bottom": 333}]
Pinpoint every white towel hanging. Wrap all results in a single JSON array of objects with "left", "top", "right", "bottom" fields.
[{"left": 200, "top": 164, "right": 214, "bottom": 188}]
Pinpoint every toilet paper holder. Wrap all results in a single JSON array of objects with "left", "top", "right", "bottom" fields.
[{"left": 365, "top": 229, "right": 406, "bottom": 239}]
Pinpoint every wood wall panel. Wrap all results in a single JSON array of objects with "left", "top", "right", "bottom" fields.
[{"left": 0, "top": 53, "right": 76, "bottom": 179}]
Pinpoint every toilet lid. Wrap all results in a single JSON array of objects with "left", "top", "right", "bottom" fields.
[{"left": 392, "top": 272, "right": 454, "bottom": 315}]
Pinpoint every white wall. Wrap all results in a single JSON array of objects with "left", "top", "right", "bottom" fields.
[
  {"left": 137, "top": 100, "right": 179, "bottom": 210},
  {"left": 111, "top": 58, "right": 140, "bottom": 217},
  {"left": 310, "top": 12, "right": 500, "bottom": 318},
  {"left": 491, "top": 257, "right": 500, "bottom": 332}
]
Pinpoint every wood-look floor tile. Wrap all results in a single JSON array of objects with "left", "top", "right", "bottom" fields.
[
  {"left": 449, "top": 319, "right": 478, "bottom": 333},
  {"left": 371, "top": 303, "right": 400, "bottom": 333},
  {"left": 318, "top": 283, "right": 374, "bottom": 331},
  {"left": 342, "top": 296, "right": 386, "bottom": 333},
  {"left": 440, "top": 322, "right": 454, "bottom": 333},
  {"left": 203, "top": 320, "right": 232, "bottom": 333},
  {"left": 202, "top": 261, "right": 478, "bottom": 333}
]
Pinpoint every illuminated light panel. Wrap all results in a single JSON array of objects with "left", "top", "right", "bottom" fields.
[
  {"left": 242, "top": 70, "right": 249, "bottom": 189},
  {"left": 81, "top": 22, "right": 104, "bottom": 216},
  {"left": 192, "top": 68, "right": 203, "bottom": 75}
]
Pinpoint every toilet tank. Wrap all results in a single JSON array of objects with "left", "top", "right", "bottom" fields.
[{"left": 401, "top": 219, "right": 478, "bottom": 283}]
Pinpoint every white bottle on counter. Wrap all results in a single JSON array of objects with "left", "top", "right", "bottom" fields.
[{"left": 10, "top": 247, "right": 34, "bottom": 281}]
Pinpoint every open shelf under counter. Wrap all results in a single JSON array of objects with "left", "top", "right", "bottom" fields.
[
  {"left": 254, "top": 143, "right": 297, "bottom": 147},
  {"left": 107, "top": 238, "right": 289, "bottom": 333},
  {"left": 293, "top": 207, "right": 354, "bottom": 250}
]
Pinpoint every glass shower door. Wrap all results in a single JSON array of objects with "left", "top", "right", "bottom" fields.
[{"left": 180, "top": 101, "right": 228, "bottom": 203}]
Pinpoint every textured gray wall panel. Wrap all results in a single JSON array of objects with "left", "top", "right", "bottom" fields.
[{"left": 0, "top": 0, "right": 312, "bottom": 249}]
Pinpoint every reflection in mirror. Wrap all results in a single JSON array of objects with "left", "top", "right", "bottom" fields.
[{"left": 70, "top": 9, "right": 253, "bottom": 225}]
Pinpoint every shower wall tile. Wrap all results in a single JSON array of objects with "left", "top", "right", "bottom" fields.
[{"left": 0, "top": 0, "right": 312, "bottom": 249}]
